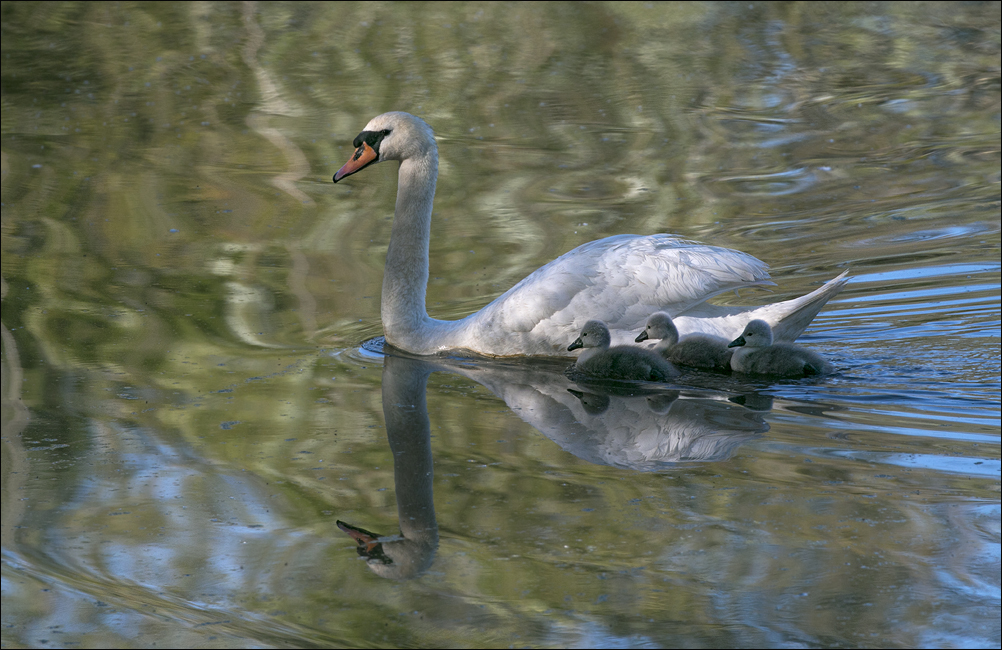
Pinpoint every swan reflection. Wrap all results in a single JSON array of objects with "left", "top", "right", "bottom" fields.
[
  {"left": 338, "top": 355, "right": 438, "bottom": 581},
  {"left": 338, "top": 346, "right": 771, "bottom": 578}
]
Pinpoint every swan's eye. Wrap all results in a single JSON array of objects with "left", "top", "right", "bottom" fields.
[
  {"left": 381, "top": 129, "right": 391, "bottom": 136},
  {"left": 356, "top": 130, "right": 389, "bottom": 150}
]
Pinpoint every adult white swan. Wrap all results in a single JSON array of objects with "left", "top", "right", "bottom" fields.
[{"left": 333, "top": 112, "right": 848, "bottom": 357}]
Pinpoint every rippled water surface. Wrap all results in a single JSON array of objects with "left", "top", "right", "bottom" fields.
[{"left": 2, "top": 2, "right": 1000, "bottom": 648}]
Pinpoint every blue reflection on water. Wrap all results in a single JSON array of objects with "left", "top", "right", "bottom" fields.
[
  {"left": 824, "top": 450, "right": 1001, "bottom": 477},
  {"left": 851, "top": 263, "right": 1001, "bottom": 284}
]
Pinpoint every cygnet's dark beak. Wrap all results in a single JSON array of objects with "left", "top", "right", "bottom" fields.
[
  {"left": 635, "top": 330, "right": 649, "bottom": 343},
  {"left": 727, "top": 335, "right": 746, "bottom": 348},
  {"left": 568, "top": 337, "right": 583, "bottom": 351}
]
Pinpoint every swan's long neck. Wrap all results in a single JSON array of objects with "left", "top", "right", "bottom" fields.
[{"left": 382, "top": 152, "right": 439, "bottom": 350}]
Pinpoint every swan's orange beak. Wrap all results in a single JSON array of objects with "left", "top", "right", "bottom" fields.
[
  {"left": 333, "top": 141, "right": 378, "bottom": 183},
  {"left": 337, "top": 519, "right": 393, "bottom": 565},
  {"left": 337, "top": 520, "right": 381, "bottom": 552}
]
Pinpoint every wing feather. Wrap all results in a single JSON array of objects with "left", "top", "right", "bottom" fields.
[{"left": 476, "top": 234, "right": 772, "bottom": 346}]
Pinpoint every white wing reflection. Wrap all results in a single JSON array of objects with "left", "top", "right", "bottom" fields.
[{"left": 430, "top": 349, "right": 770, "bottom": 470}]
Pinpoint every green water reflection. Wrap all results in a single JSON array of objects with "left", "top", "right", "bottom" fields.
[{"left": 2, "top": 2, "right": 999, "bottom": 647}]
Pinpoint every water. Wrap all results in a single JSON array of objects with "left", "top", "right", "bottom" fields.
[{"left": 2, "top": 2, "right": 999, "bottom": 647}]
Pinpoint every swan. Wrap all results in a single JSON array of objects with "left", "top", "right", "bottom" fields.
[
  {"left": 568, "top": 320, "right": 679, "bottom": 381},
  {"left": 636, "top": 311, "right": 733, "bottom": 372},
  {"left": 727, "top": 319, "right": 834, "bottom": 377},
  {"left": 332, "top": 111, "right": 849, "bottom": 357}
]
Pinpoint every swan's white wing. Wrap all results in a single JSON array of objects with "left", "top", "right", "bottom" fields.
[{"left": 465, "top": 234, "right": 771, "bottom": 355}]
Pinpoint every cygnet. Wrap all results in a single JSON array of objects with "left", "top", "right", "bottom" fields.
[
  {"left": 569, "top": 320, "right": 679, "bottom": 382},
  {"left": 727, "top": 319, "right": 833, "bottom": 377},
  {"left": 636, "top": 312, "right": 732, "bottom": 372}
]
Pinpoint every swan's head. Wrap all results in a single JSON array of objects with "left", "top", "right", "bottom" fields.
[
  {"left": 337, "top": 519, "right": 438, "bottom": 581},
  {"left": 728, "top": 319, "right": 774, "bottom": 349},
  {"left": 333, "top": 112, "right": 437, "bottom": 183},
  {"left": 568, "top": 319, "right": 612, "bottom": 351},
  {"left": 635, "top": 312, "right": 679, "bottom": 345}
]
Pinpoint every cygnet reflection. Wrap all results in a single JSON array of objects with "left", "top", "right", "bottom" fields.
[{"left": 555, "top": 385, "right": 768, "bottom": 469}]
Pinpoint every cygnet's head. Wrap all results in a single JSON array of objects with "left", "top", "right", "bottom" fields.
[
  {"left": 635, "top": 312, "right": 679, "bottom": 345},
  {"left": 333, "top": 112, "right": 437, "bottom": 182},
  {"left": 568, "top": 319, "right": 612, "bottom": 351},
  {"left": 645, "top": 390, "right": 680, "bottom": 414},
  {"left": 728, "top": 319, "right": 774, "bottom": 349},
  {"left": 567, "top": 389, "right": 611, "bottom": 415}
]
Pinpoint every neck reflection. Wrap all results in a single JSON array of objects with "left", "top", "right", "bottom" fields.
[{"left": 338, "top": 353, "right": 438, "bottom": 580}]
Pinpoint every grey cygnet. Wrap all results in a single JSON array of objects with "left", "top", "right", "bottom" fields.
[
  {"left": 727, "top": 319, "right": 833, "bottom": 377},
  {"left": 636, "top": 312, "right": 732, "bottom": 372},
  {"left": 569, "top": 320, "right": 679, "bottom": 381}
]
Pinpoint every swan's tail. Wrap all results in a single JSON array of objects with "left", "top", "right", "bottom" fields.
[
  {"left": 673, "top": 270, "right": 850, "bottom": 342},
  {"left": 767, "top": 270, "right": 850, "bottom": 341}
]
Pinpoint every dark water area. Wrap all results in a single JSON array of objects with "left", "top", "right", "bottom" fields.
[{"left": 2, "top": 2, "right": 999, "bottom": 647}]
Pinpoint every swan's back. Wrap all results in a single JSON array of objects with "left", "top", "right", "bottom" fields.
[{"left": 459, "top": 235, "right": 773, "bottom": 356}]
